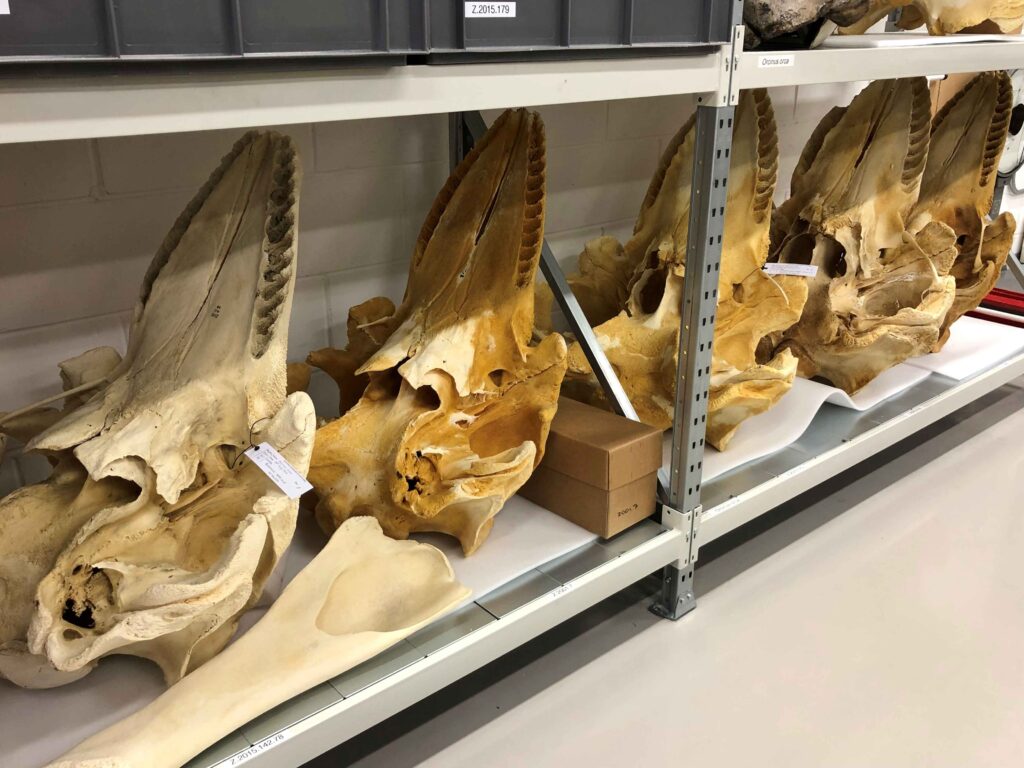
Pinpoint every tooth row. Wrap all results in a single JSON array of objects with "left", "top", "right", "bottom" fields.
[
  {"left": 903, "top": 79, "right": 932, "bottom": 193},
  {"left": 981, "top": 72, "right": 1013, "bottom": 186},
  {"left": 253, "top": 136, "right": 299, "bottom": 359},
  {"left": 517, "top": 118, "right": 546, "bottom": 289},
  {"left": 752, "top": 88, "right": 779, "bottom": 224}
]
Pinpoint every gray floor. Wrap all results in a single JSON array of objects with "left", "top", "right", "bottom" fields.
[{"left": 312, "top": 381, "right": 1024, "bottom": 768}]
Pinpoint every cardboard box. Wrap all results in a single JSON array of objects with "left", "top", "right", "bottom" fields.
[{"left": 519, "top": 398, "right": 662, "bottom": 538}]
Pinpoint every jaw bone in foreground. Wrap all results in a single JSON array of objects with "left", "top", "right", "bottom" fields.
[
  {"left": 308, "top": 108, "right": 567, "bottom": 556},
  {"left": 769, "top": 77, "right": 958, "bottom": 393},
  {"left": 46, "top": 517, "right": 470, "bottom": 768},
  {"left": 0, "top": 131, "right": 317, "bottom": 688},
  {"left": 554, "top": 89, "right": 807, "bottom": 450}
]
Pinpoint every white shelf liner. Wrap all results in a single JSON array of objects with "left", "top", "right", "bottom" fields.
[
  {"left": 0, "top": 500, "right": 595, "bottom": 768},
  {"left": 907, "top": 315, "right": 1024, "bottom": 380},
  {"left": 666, "top": 363, "right": 931, "bottom": 483},
  {"left": 819, "top": 32, "right": 1018, "bottom": 48}
]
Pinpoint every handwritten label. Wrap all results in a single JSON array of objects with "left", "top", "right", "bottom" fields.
[
  {"left": 229, "top": 733, "right": 287, "bottom": 766},
  {"left": 244, "top": 444, "right": 313, "bottom": 499},
  {"left": 0, "top": 1, "right": 9, "bottom": 14},
  {"left": 465, "top": 2, "right": 516, "bottom": 17},
  {"left": 757, "top": 54, "right": 794, "bottom": 68},
  {"left": 763, "top": 262, "right": 818, "bottom": 277},
  {"left": 550, "top": 583, "right": 574, "bottom": 600}
]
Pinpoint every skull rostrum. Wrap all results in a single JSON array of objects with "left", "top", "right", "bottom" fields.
[
  {"left": 768, "top": 74, "right": 1015, "bottom": 393},
  {"left": 554, "top": 90, "right": 807, "bottom": 450},
  {"left": 0, "top": 131, "right": 316, "bottom": 688},
  {"left": 308, "top": 109, "right": 567, "bottom": 556}
]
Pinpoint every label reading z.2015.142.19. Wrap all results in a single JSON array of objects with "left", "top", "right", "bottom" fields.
[{"left": 465, "top": 2, "right": 517, "bottom": 17}]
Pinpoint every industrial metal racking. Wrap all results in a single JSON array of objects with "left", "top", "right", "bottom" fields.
[{"left": 2, "top": 7, "right": 1024, "bottom": 767}]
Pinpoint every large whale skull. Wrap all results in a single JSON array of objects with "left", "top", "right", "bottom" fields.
[
  {"left": 0, "top": 131, "right": 315, "bottom": 688},
  {"left": 769, "top": 78, "right": 956, "bottom": 393},
  {"left": 910, "top": 71, "right": 1016, "bottom": 349},
  {"left": 309, "top": 109, "right": 567, "bottom": 555},
  {"left": 556, "top": 90, "right": 807, "bottom": 450}
]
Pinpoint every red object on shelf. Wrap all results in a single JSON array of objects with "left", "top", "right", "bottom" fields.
[
  {"left": 969, "top": 286, "right": 1024, "bottom": 328},
  {"left": 982, "top": 287, "right": 1024, "bottom": 315}
]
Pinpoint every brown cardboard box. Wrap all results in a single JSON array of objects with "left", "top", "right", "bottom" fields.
[{"left": 519, "top": 398, "right": 662, "bottom": 538}]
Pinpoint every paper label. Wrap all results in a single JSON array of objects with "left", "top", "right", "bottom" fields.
[
  {"left": 0, "top": 1, "right": 10, "bottom": 14},
  {"left": 550, "top": 582, "right": 574, "bottom": 600},
  {"left": 465, "top": 2, "right": 516, "bottom": 18},
  {"left": 757, "top": 54, "right": 794, "bottom": 68},
  {"left": 762, "top": 262, "right": 818, "bottom": 277},
  {"left": 228, "top": 733, "right": 288, "bottom": 766},
  {"left": 244, "top": 444, "right": 312, "bottom": 499}
]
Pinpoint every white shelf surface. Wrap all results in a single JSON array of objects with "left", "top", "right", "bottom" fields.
[
  {"left": 0, "top": 54, "right": 721, "bottom": 144},
  {"left": 699, "top": 348, "right": 1024, "bottom": 545},
  {"left": 736, "top": 34, "right": 1024, "bottom": 89}
]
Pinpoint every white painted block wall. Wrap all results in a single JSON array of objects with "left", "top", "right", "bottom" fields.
[{"left": 0, "top": 83, "right": 868, "bottom": 493}]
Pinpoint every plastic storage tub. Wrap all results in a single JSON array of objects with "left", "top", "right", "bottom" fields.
[
  {"left": 428, "top": 0, "right": 731, "bottom": 56},
  {"left": 0, "top": 0, "right": 422, "bottom": 60},
  {"left": 0, "top": 0, "right": 730, "bottom": 62}
]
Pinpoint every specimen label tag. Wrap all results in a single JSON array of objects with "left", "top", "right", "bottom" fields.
[
  {"left": 244, "top": 444, "right": 312, "bottom": 499},
  {"left": 0, "top": 1, "right": 9, "bottom": 14},
  {"left": 228, "top": 732, "right": 288, "bottom": 766},
  {"left": 757, "top": 53, "right": 794, "bottom": 68},
  {"left": 762, "top": 262, "right": 818, "bottom": 277},
  {"left": 465, "top": 2, "right": 516, "bottom": 17}
]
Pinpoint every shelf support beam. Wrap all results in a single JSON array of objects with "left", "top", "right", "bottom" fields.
[{"left": 650, "top": 102, "right": 735, "bottom": 621}]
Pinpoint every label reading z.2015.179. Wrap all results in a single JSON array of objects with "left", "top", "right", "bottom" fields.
[{"left": 465, "top": 2, "right": 516, "bottom": 17}]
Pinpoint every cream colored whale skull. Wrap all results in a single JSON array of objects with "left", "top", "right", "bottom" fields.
[
  {"left": 0, "top": 131, "right": 314, "bottom": 688},
  {"left": 557, "top": 90, "right": 807, "bottom": 450},
  {"left": 770, "top": 78, "right": 959, "bottom": 393},
  {"left": 309, "top": 109, "right": 567, "bottom": 555}
]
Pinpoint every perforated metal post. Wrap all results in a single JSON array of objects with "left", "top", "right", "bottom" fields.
[{"left": 650, "top": 103, "right": 735, "bottom": 620}]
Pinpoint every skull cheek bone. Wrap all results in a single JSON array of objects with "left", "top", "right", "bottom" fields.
[
  {"left": 0, "top": 131, "right": 317, "bottom": 688},
  {"left": 559, "top": 89, "right": 807, "bottom": 451},
  {"left": 309, "top": 108, "right": 568, "bottom": 556}
]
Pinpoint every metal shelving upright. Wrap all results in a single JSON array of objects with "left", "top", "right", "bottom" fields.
[{"left": 2, "top": 11, "right": 1024, "bottom": 768}]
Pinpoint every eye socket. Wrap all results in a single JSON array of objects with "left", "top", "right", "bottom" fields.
[{"left": 412, "top": 385, "right": 440, "bottom": 411}]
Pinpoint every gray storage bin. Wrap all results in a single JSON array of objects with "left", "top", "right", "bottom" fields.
[
  {"left": 0, "top": 0, "right": 425, "bottom": 61},
  {"left": 0, "top": 0, "right": 727, "bottom": 62},
  {"left": 428, "top": 0, "right": 730, "bottom": 54}
]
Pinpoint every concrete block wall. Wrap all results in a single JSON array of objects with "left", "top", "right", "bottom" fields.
[{"left": 0, "top": 84, "right": 871, "bottom": 492}]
